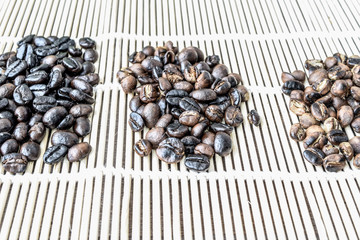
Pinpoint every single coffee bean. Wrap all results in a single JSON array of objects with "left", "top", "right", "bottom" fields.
[
  {"left": 0, "top": 139, "right": 19, "bottom": 155},
  {"left": 212, "top": 79, "right": 231, "bottom": 95},
  {"left": 289, "top": 123, "right": 306, "bottom": 142},
  {"left": 190, "top": 89, "right": 217, "bottom": 101},
  {"left": 305, "top": 59, "right": 324, "bottom": 72},
  {"left": 5, "top": 60, "right": 27, "bottom": 78},
  {"left": 303, "top": 87, "right": 321, "bottom": 104},
  {"left": 328, "top": 65, "right": 346, "bottom": 80},
  {"left": 332, "top": 97, "right": 347, "bottom": 111},
  {"left": 291, "top": 70, "right": 306, "bottom": 82},
  {"left": 79, "top": 37, "right": 96, "bottom": 49},
  {"left": 179, "top": 110, "right": 200, "bottom": 127},
  {"left": 33, "top": 96, "right": 57, "bottom": 112},
  {"left": 299, "top": 113, "right": 319, "bottom": 129},
  {"left": 339, "top": 142, "right": 354, "bottom": 161},
  {"left": 20, "top": 141, "right": 40, "bottom": 161},
  {"left": 281, "top": 72, "right": 296, "bottom": 83},
  {"left": 337, "top": 105, "right": 353, "bottom": 127},
  {"left": 69, "top": 89, "right": 94, "bottom": 104},
  {"left": 349, "top": 136, "right": 360, "bottom": 154},
  {"left": 205, "top": 105, "right": 223, "bottom": 122},
  {"left": 181, "top": 136, "right": 201, "bottom": 154},
  {"left": 322, "top": 117, "right": 339, "bottom": 133},
  {"left": 311, "top": 102, "right": 329, "bottom": 121},
  {"left": 42, "top": 106, "right": 68, "bottom": 129},
  {"left": 210, "top": 123, "right": 234, "bottom": 135},
  {"left": 289, "top": 99, "right": 309, "bottom": 116},
  {"left": 306, "top": 125, "right": 324, "bottom": 136},
  {"left": 134, "top": 139, "right": 152, "bottom": 157},
  {"left": 25, "top": 70, "right": 48, "bottom": 85},
  {"left": 155, "top": 114, "right": 172, "bottom": 128},
  {"left": 312, "top": 78, "right": 332, "bottom": 95},
  {"left": 14, "top": 106, "right": 31, "bottom": 122},
  {"left": 2, "top": 153, "right": 27, "bottom": 173},
  {"left": 212, "top": 64, "right": 229, "bottom": 79},
  {"left": 13, "top": 122, "right": 29, "bottom": 142},
  {"left": 303, "top": 147, "right": 326, "bottom": 166},
  {"left": 315, "top": 93, "right": 332, "bottom": 106},
  {"left": 145, "top": 127, "right": 167, "bottom": 148},
  {"left": 194, "top": 71, "right": 212, "bottom": 90},
  {"left": 331, "top": 80, "right": 349, "bottom": 98},
  {"left": 51, "top": 130, "right": 79, "bottom": 147},
  {"left": 183, "top": 65, "right": 199, "bottom": 83},
  {"left": 179, "top": 97, "right": 201, "bottom": 112},
  {"left": 324, "top": 154, "right": 346, "bottom": 172},
  {"left": 0, "top": 119, "right": 12, "bottom": 132},
  {"left": 174, "top": 81, "right": 194, "bottom": 93},
  {"left": 156, "top": 137, "right": 185, "bottom": 163},
  {"left": 28, "top": 113, "right": 43, "bottom": 127},
  {"left": 205, "top": 55, "right": 220, "bottom": 67},
  {"left": 194, "top": 143, "right": 214, "bottom": 158},
  {"left": 225, "top": 106, "right": 243, "bottom": 127},
  {"left": 13, "top": 84, "right": 33, "bottom": 105},
  {"left": 191, "top": 121, "right": 208, "bottom": 138},
  {"left": 228, "top": 88, "right": 241, "bottom": 106},
  {"left": 83, "top": 49, "right": 98, "bottom": 63},
  {"left": 0, "top": 98, "right": 9, "bottom": 110},
  {"left": 0, "top": 83, "right": 16, "bottom": 98},
  {"left": 290, "top": 90, "right": 305, "bottom": 101},
  {"left": 327, "top": 129, "right": 348, "bottom": 145},
  {"left": 57, "top": 114, "right": 75, "bottom": 130},
  {"left": 121, "top": 75, "right": 137, "bottom": 94},
  {"left": 281, "top": 80, "right": 305, "bottom": 95},
  {"left": 202, "top": 132, "right": 215, "bottom": 147},
  {"left": 185, "top": 154, "right": 210, "bottom": 171},
  {"left": 128, "top": 112, "right": 145, "bottom": 132},
  {"left": 142, "top": 103, "right": 160, "bottom": 128},
  {"left": 214, "top": 132, "right": 232, "bottom": 157},
  {"left": 73, "top": 117, "right": 91, "bottom": 137},
  {"left": 322, "top": 144, "right": 339, "bottom": 156},
  {"left": 29, "top": 122, "right": 46, "bottom": 143},
  {"left": 324, "top": 57, "right": 337, "bottom": 69},
  {"left": 43, "top": 144, "right": 68, "bottom": 164},
  {"left": 69, "top": 104, "right": 92, "bottom": 117},
  {"left": 236, "top": 85, "right": 250, "bottom": 102},
  {"left": 303, "top": 132, "right": 327, "bottom": 149},
  {"left": 351, "top": 117, "right": 360, "bottom": 133},
  {"left": 166, "top": 121, "right": 189, "bottom": 138},
  {"left": 67, "top": 142, "right": 92, "bottom": 162},
  {"left": 247, "top": 109, "right": 260, "bottom": 126}
]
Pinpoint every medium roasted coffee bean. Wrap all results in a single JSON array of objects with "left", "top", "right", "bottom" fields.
[
  {"left": 142, "top": 103, "right": 160, "bottom": 128},
  {"left": 210, "top": 123, "right": 234, "bottom": 135},
  {"left": 0, "top": 119, "right": 12, "bottom": 133},
  {"left": 299, "top": 113, "right": 319, "bottom": 129},
  {"left": 43, "top": 144, "right": 68, "bottom": 164},
  {"left": 185, "top": 154, "right": 210, "bottom": 171},
  {"left": 13, "top": 84, "right": 33, "bottom": 105},
  {"left": 134, "top": 139, "right": 152, "bottom": 157},
  {"left": 304, "top": 87, "right": 321, "bottom": 104},
  {"left": 166, "top": 121, "right": 189, "bottom": 138},
  {"left": 79, "top": 37, "right": 96, "bottom": 49},
  {"left": 311, "top": 102, "right": 329, "bottom": 121},
  {"left": 328, "top": 65, "right": 346, "bottom": 80},
  {"left": 166, "top": 89, "right": 188, "bottom": 106},
  {"left": 69, "top": 104, "right": 92, "bottom": 117},
  {"left": 291, "top": 70, "right": 306, "bottom": 82},
  {"left": 349, "top": 136, "right": 360, "bottom": 154},
  {"left": 315, "top": 93, "right": 332, "bottom": 106},
  {"left": 194, "top": 143, "right": 214, "bottom": 158},
  {"left": 20, "top": 141, "right": 40, "bottom": 161},
  {"left": 69, "top": 89, "right": 94, "bottom": 104},
  {"left": 179, "top": 97, "right": 201, "bottom": 112},
  {"left": 324, "top": 154, "right": 346, "bottom": 172},
  {"left": 289, "top": 123, "right": 306, "bottom": 142},
  {"left": 51, "top": 130, "right": 79, "bottom": 147},
  {"left": 33, "top": 96, "right": 57, "bottom": 112},
  {"left": 225, "top": 106, "right": 243, "bottom": 127},
  {"left": 129, "top": 95, "right": 142, "bottom": 112},
  {"left": 83, "top": 49, "right": 98, "bottom": 63},
  {"left": 67, "top": 142, "right": 92, "bottom": 162},
  {"left": 303, "top": 132, "right": 327, "bottom": 149},
  {"left": 312, "top": 78, "right": 331, "bottom": 95},
  {"left": 5, "top": 60, "right": 27, "bottom": 78},
  {"left": 138, "top": 75, "right": 156, "bottom": 85},
  {"left": 178, "top": 47, "right": 198, "bottom": 64},
  {"left": 289, "top": 99, "right": 309, "bottom": 116},
  {"left": 173, "top": 81, "right": 193, "bottom": 93},
  {"left": 290, "top": 90, "right": 305, "bottom": 101},
  {"left": 73, "top": 117, "right": 91, "bottom": 137},
  {"left": 281, "top": 80, "right": 305, "bottom": 95},
  {"left": 281, "top": 72, "right": 296, "bottom": 83},
  {"left": 306, "top": 125, "right": 324, "bottom": 136},
  {"left": 190, "top": 89, "right": 217, "bottom": 101},
  {"left": 2, "top": 153, "right": 27, "bottom": 173},
  {"left": 43, "top": 106, "right": 68, "bottom": 129},
  {"left": 13, "top": 122, "right": 29, "bottom": 142},
  {"left": 236, "top": 85, "right": 249, "bottom": 102},
  {"left": 156, "top": 137, "right": 185, "bottom": 163},
  {"left": 247, "top": 109, "right": 260, "bottom": 126},
  {"left": 214, "top": 132, "right": 232, "bottom": 157},
  {"left": 128, "top": 112, "right": 145, "bottom": 132},
  {"left": 337, "top": 105, "right": 353, "bottom": 127},
  {"left": 351, "top": 117, "right": 360, "bottom": 133},
  {"left": 305, "top": 59, "right": 324, "bottom": 73},
  {"left": 322, "top": 117, "right": 339, "bottom": 133},
  {"left": 212, "top": 79, "right": 231, "bottom": 95},
  {"left": 202, "top": 132, "right": 215, "bottom": 147},
  {"left": 350, "top": 86, "right": 360, "bottom": 101},
  {"left": 205, "top": 105, "right": 223, "bottom": 122},
  {"left": 339, "top": 142, "right": 354, "bottom": 161},
  {"left": 14, "top": 106, "right": 31, "bottom": 122},
  {"left": 145, "top": 127, "right": 167, "bottom": 148},
  {"left": 120, "top": 75, "right": 137, "bottom": 94},
  {"left": 138, "top": 84, "right": 159, "bottom": 103},
  {"left": 212, "top": 64, "right": 229, "bottom": 79},
  {"left": 0, "top": 139, "right": 19, "bottom": 155},
  {"left": 327, "top": 129, "right": 348, "bottom": 145},
  {"left": 308, "top": 69, "right": 328, "bottom": 85},
  {"left": 154, "top": 114, "right": 172, "bottom": 128},
  {"left": 183, "top": 65, "right": 199, "bottom": 83},
  {"left": 191, "top": 121, "right": 208, "bottom": 138},
  {"left": 331, "top": 80, "right": 348, "bottom": 98},
  {"left": 324, "top": 57, "right": 337, "bottom": 69},
  {"left": 322, "top": 144, "right": 339, "bottom": 156},
  {"left": 332, "top": 97, "right": 347, "bottom": 111},
  {"left": 179, "top": 110, "right": 200, "bottom": 126},
  {"left": 0, "top": 83, "right": 16, "bottom": 98},
  {"left": 29, "top": 122, "right": 46, "bottom": 143},
  {"left": 194, "top": 71, "right": 212, "bottom": 90},
  {"left": 181, "top": 136, "right": 201, "bottom": 154},
  {"left": 303, "top": 147, "right": 326, "bottom": 166}
]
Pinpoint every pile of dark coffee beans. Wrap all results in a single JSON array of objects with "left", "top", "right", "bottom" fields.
[
  {"left": 282, "top": 53, "right": 360, "bottom": 172},
  {"left": 0, "top": 35, "right": 99, "bottom": 174},
  {"left": 118, "top": 41, "right": 258, "bottom": 172}
]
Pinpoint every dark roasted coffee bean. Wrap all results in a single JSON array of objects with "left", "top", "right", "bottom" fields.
[
  {"left": 155, "top": 114, "right": 173, "bottom": 128},
  {"left": 0, "top": 98, "right": 9, "bottom": 110},
  {"left": 212, "top": 64, "right": 229, "bottom": 79},
  {"left": 281, "top": 80, "right": 305, "bottom": 95},
  {"left": 194, "top": 143, "right": 214, "bottom": 158},
  {"left": 142, "top": 102, "right": 160, "bottom": 128},
  {"left": 68, "top": 46, "right": 82, "bottom": 57},
  {"left": 289, "top": 123, "right": 306, "bottom": 142},
  {"left": 337, "top": 105, "right": 353, "bottom": 127},
  {"left": 73, "top": 117, "right": 91, "bottom": 137},
  {"left": 51, "top": 130, "right": 79, "bottom": 147},
  {"left": 0, "top": 111, "right": 16, "bottom": 125},
  {"left": 339, "top": 142, "right": 354, "bottom": 161},
  {"left": 0, "top": 139, "right": 19, "bottom": 155},
  {"left": 225, "top": 106, "right": 243, "bottom": 127},
  {"left": 57, "top": 87, "right": 72, "bottom": 99},
  {"left": 156, "top": 137, "right": 185, "bottom": 163},
  {"left": 204, "top": 105, "right": 222, "bottom": 123},
  {"left": 29, "top": 84, "right": 48, "bottom": 97},
  {"left": 0, "top": 83, "right": 16, "bottom": 98},
  {"left": 25, "top": 70, "right": 48, "bottom": 85},
  {"left": 158, "top": 77, "right": 172, "bottom": 94},
  {"left": 13, "top": 122, "right": 29, "bottom": 142},
  {"left": 70, "top": 104, "right": 93, "bottom": 118},
  {"left": 14, "top": 106, "right": 31, "bottom": 122},
  {"left": 183, "top": 65, "right": 199, "bottom": 83},
  {"left": 134, "top": 139, "right": 152, "bottom": 157},
  {"left": 29, "top": 122, "right": 46, "bottom": 143},
  {"left": 205, "top": 55, "right": 220, "bottom": 68},
  {"left": 62, "top": 57, "right": 82, "bottom": 73},
  {"left": 67, "top": 142, "right": 92, "bottom": 162},
  {"left": 209, "top": 123, "right": 233, "bottom": 135},
  {"left": 42, "top": 106, "right": 68, "bottom": 129},
  {"left": 304, "top": 86, "right": 321, "bottom": 104},
  {"left": 247, "top": 109, "right": 260, "bottom": 126},
  {"left": 120, "top": 75, "right": 137, "bottom": 94},
  {"left": 181, "top": 136, "right": 201, "bottom": 154},
  {"left": 179, "top": 110, "right": 200, "bottom": 127},
  {"left": 315, "top": 93, "right": 332, "bottom": 106},
  {"left": 79, "top": 37, "right": 96, "bottom": 49},
  {"left": 303, "top": 148, "right": 326, "bottom": 166},
  {"left": 214, "top": 132, "right": 232, "bottom": 157},
  {"left": 299, "top": 113, "right": 319, "bottom": 129},
  {"left": 47, "top": 70, "right": 63, "bottom": 90},
  {"left": 129, "top": 51, "right": 146, "bottom": 64},
  {"left": 0, "top": 132, "right": 12, "bottom": 145},
  {"left": 34, "top": 45, "right": 59, "bottom": 57},
  {"left": 5, "top": 60, "right": 27, "bottom": 78},
  {"left": 322, "top": 144, "right": 339, "bottom": 156},
  {"left": 311, "top": 102, "right": 329, "bottom": 121},
  {"left": 179, "top": 97, "right": 201, "bottom": 112},
  {"left": 0, "top": 119, "right": 12, "bottom": 132},
  {"left": 167, "top": 121, "right": 188, "bottom": 138},
  {"left": 173, "top": 81, "right": 193, "bottom": 93},
  {"left": 228, "top": 88, "right": 241, "bottom": 106},
  {"left": 71, "top": 79, "right": 93, "bottom": 96},
  {"left": 57, "top": 100, "right": 74, "bottom": 109},
  {"left": 327, "top": 129, "right": 348, "bottom": 145},
  {"left": 83, "top": 49, "right": 98, "bottom": 63},
  {"left": 324, "top": 154, "right": 346, "bottom": 172},
  {"left": 18, "top": 34, "right": 35, "bottom": 46},
  {"left": 209, "top": 96, "right": 230, "bottom": 112},
  {"left": 69, "top": 89, "right": 94, "bottom": 104},
  {"left": 20, "top": 141, "right": 40, "bottom": 161},
  {"left": 129, "top": 95, "right": 142, "bottom": 112},
  {"left": 190, "top": 89, "right": 217, "bottom": 101},
  {"left": 212, "top": 78, "right": 231, "bottom": 95},
  {"left": 75, "top": 73, "right": 100, "bottom": 86},
  {"left": 305, "top": 59, "right": 324, "bottom": 72},
  {"left": 13, "top": 84, "right": 33, "bottom": 105},
  {"left": 57, "top": 114, "right": 74, "bottom": 130},
  {"left": 195, "top": 71, "right": 212, "bottom": 90},
  {"left": 29, "top": 64, "right": 51, "bottom": 74},
  {"left": 185, "top": 154, "right": 210, "bottom": 171},
  {"left": 43, "top": 144, "right": 68, "bottom": 164},
  {"left": 332, "top": 97, "right": 347, "bottom": 111},
  {"left": 166, "top": 89, "right": 188, "bottom": 106},
  {"left": 2, "top": 153, "right": 27, "bottom": 173},
  {"left": 178, "top": 47, "right": 198, "bottom": 64},
  {"left": 128, "top": 112, "right": 145, "bottom": 132},
  {"left": 145, "top": 127, "right": 167, "bottom": 148}
]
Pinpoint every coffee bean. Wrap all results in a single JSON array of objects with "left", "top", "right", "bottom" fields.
[
  {"left": 289, "top": 123, "right": 306, "bottom": 142},
  {"left": 194, "top": 71, "right": 212, "bottom": 90},
  {"left": 212, "top": 79, "right": 231, "bottom": 95},
  {"left": 303, "top": 147, "right": 326, "bottom": 166},
  {"left": 339, "top": 142, "right": 354, "bottom": 161},
  {"left": 13, "top": 122, "right": 29, "bottom": 142},
  {"left": 173, "top": 81, "right": 193, "bottom": 93},
  {"left": 324, "top": 154, "right": 346, "bottom": 172},
  {"left": 351, "top": 117, "right": 360, "bottom": 133},
  {"left": 145, "top": 127, "right": 167, "bottom": 148},
  {"left": 156, "top": 137, "right": 185, "bottom": 163},
  {"left": 5, "top": 60, "right": 27, "bottom": 78},
  {"left": 166, "top": 89, "right": 188, "bottom": 106},
  {"left": 67, "top": 142, "right": 92, "bottom": 162},
  {"left": 210, "top": 123, "right": 234, "bottom": 135},
  {"left": 73, "top": 117, "right": 91, "bottom": 137},
  {"left": 209, "top": 96, "right": 230, "bottom": 112},
  {"left": 33, "top": 96, "right": 57, "bottom": 112},
  {"left": 281, "top": 72, "right": 296, "bottom": 83},
  {"left": 214, "top": 132, "right": 232, "bottom": 157},
  {"left": 281, "top": 80, "right": 305, "bottom": 95},
  {"left": 166, "top": 121, "right": 189, "bottom": 138},
  {"left": 29, "top": 122, "right": 46, "bottom": 143},
  {"left": 299, "top": 113, "right": 319, "bottom": 129},
  {"left": 43, "top": 145, "right": 68, "bottom": 164},
  {"left": 306, "top": 125, "right": 324, "bottom": 136},
  {"left": 205, "top": 55, "right": 220, "bottom": 67},
  {"left": 20, "top": 141, "right": 40, "bottom": 161},
  {"left": 337, "top": 105, "right": 353, "bottom": 127},
  {"left": 14, "top": 106, "right": 31, "bottom": 122},
  {"left": 51, "top": 130, "right": 79, "bottom": 147},
  {"left": 322, "top": 144, "right": 339, "bottom": 156},
  {"left": 179, "top": 97, "right": 201, "bottom": 112},
  {"left": 181, "top": 136, "right": 201, "bottom": 154},
  {"left": 205, "top": 105, "right": 223, "bottom": 122},
  {"left": 83, "top": 49, "right": 98, "bottom": 63},
  {"left": 190, "top": 89, "right": 217, "bottom": 101},
  {"left": 247, "top": 109, "right": 260, "bottom": 126},
  {"left": 185, "top": 154, "right": 210, "bottom": 171},
  {"left": 0, "top": 119, "right": 12, "bottom": 132},
  {"left": 305, "top": 59, "right": 324, "bottom": 72},
  {"left": 2, "top": 153, "right": 27, "bottom": 173},
  {"left": 121, "top": 75, "right": 137, "bottom": 94},
  {"left": 69, "top": 104, "right": 92, "bottom": 117},
  {"left": 303, "top": 132, "right": 327, "bottom": 149},
  {"left": 228, "top": 88, "right": 241, "bottom": 106},
  {"left": 0, "top": 83, "right": 16, "bottom": 98},
  {"left": 179, "top": 110, "right": 200, "bottom": 127},
  {"left": 303, "top": 87, "right": 321, "bottom": 104},
  {"left": 69, "top": 89, "right": 94, "bottom": 104},
  {"left": 331, "top": 80, "right": 348, "bottom": 98},
  {"left": 128, "top": 112, "right": 145, "bottom": 132},
  {"left": 194, "top": 143, "right": 214, "bottom": 158},
  {"left": 225, "top": 106, "right": 243, "bottom": 127},
  {"left": 13, "top": 84, "right": 33, "bottom": 105},
  {"left": 42, "top": 106, "right": 68, "bottom": 129},
  {"left": 142, "top": 103, "right": 160, "bottom": 128},
  {"left": 327, "top": 129, "right": 348, "bottom": 145},
  {"left": 0, "top": 139, "right": 19, "bottom": 155},
  {"left": 202, "top": 132, "right": 215, "bottom": 147},
  {"left": 310, "top": 102, "right": 329, "bottom": 121},
  {"left": 79, "top": 37, "right": 96, "bottom": 49},
  {"left": 191, "top": 121, "right": 208, "bottom": 138},
  {"left": 212, "top": 64, "right": 229, "bottom": 79},
  {"left": 134, "top": 139, "right": 152, "bottom": 157}
]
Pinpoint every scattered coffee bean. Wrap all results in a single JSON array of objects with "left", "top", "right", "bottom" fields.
[
  {"left": 303, "top": 148, "right": 326, "bottom": 166},
  {"left": 322, "top": 144, "right": 339, "bottom": 156},
  {"left": 43, "top": 145, "right": 68, "bottom": 164},
  {"left": 156, "top": 137, "right": 185, "bottom": 163},
  {"left": 20, "top": 141, "right": 40, "bottom": 161},
  {"left": 324, "top": 154, "right": 346, "bottom": 172},
  {"left": 247, "top": 109, "right": 260, "bottom": 126},
  {"left": 2, "top": 153, "right": 27, "bottom": 173},
  {"left": 134, "top": 139, "right": 152, "bottom": 157},
  {"left": 67, "top": 142, "right": 92, "bottom": 162},
  {"left": 289, "top": 123, "right": 306, "bottom": 142},
  {"left": 184, "top": 154, "right": 210, "bottom": 171},
  {"left": 214, "top": 132, "right": 232, "bottom": 157}
]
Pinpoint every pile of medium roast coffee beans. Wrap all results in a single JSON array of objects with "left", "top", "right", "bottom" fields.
[
  {"left": 0, "top": 35, "right": 99, "bottom": 174},
  {"left": 118, "top": 41, "right": 259, "bottom": 171},
  {"left": 282, "top": 53, "right": 360, "bottom": 172}
]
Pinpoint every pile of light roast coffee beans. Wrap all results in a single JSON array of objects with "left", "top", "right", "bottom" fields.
[
  {"left": 0, "top": 35, "right": 99, "bottom": 174},
  {"left": 118, "top": 41, "right": 259, "bottom": 171},
  {"left": 282, "top": 53, "right": 360, "bottom": 172}
]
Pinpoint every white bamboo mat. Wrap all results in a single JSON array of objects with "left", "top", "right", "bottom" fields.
[{"left": 0, "top": 0, "right": 360, "bottom": 239}]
